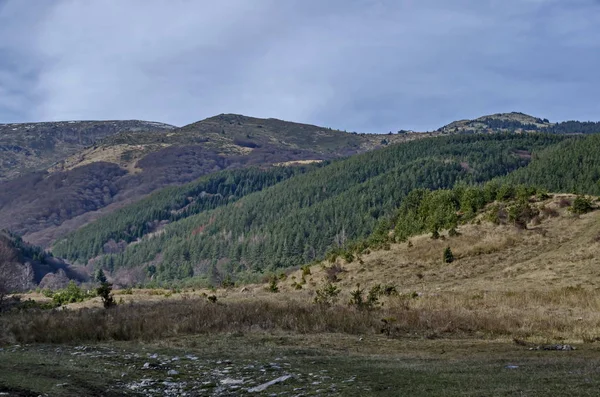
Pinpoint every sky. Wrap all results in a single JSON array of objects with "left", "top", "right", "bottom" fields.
[{"left": 0, "top": 0, "right": 599, "bottom": 133}]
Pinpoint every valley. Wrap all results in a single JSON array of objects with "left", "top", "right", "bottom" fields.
[{"left": 2, "top": 112, "right": 600, "bottom": 396}]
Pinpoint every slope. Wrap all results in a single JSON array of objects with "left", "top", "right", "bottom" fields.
[
  {"left": 0, "top": 231, "right": 86, "bottom": 293},
  {"left": 53, "top": 133, "right": 568, "bottom": 284},
  {"left": 0, "top": 115, "right": 425, "bottom": 247},
  {"left": 0, "top": 120, "right": 175, "bottom": 181},
  {"left": 438, "top": 112, "right": 600, "bottom": 135}
]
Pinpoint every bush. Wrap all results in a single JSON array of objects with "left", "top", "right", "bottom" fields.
[
  {"left": 443, "top": 247, "right": 454, "bottom": 264},
  {"left": 571, "top": 195, "right": 593, "bottom": 214},
  {"left": 508, "top": 200, "right": 539, "bottom": 229},
  {"left": 52, "top": 281, "right": 90, "bottom": 306},
  {"left": 266, "top": 276, "right": 279, "bottom": 293},
  {"left": 301, "top": 265, "right": 311, "bottom": 277},
  {"left": 349, "top": 284, "right": 382, "bottom": 310},
  {"left": 314, "top": 282, "right": 341, "bottom": 306}
]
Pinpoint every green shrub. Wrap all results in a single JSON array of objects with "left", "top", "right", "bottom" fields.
[
  {"left": 301, "top": 265, "right": 311, "bottom": 277},
  {"left": 571, "top": 195, "right": 593, "bottom": 214},
  {"left": 52, "top": 281, "right": 90, "bottom": 306},
  {"left": 266, "top": 276, "right": 279, "bottom": 293},
  {"left": 443, "top": 247, "right": 454, "bottom": 264},
  {"left": 314, "top": 282, "right": 340, "bottom": 306}
]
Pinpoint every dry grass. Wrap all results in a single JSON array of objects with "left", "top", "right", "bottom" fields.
[
  {"left": 6, "top": 195, "right": 600, "bottom": 346},
  {"left": 5, "top": 286, "right": 600, "bottom": 345}
]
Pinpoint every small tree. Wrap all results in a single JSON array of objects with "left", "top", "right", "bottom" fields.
[
  {"left": 94, "top": 268, "right": 107, "bottom": 283},
  {"left": 314, "top": 282, "right": 341, "bottom": 306},
  {"left": 266, "top": 276, "right": 279, "bottom": 293},
  {"left": 443, "top": 246, "right": 454, "bottom": 264},
  {"left": 96, "top": 282, "right": 115, "bottom": 309}
]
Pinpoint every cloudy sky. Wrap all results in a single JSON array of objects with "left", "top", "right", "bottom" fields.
[{"left": 0, "top": 0, "right": 599, "bottom": 132}]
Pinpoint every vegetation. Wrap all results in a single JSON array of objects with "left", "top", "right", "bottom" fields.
[
  {"left": 59, "top": 133, "right": 567, "bottom": 283},
  {"left": 443, "top": 247, "right": 454, "bottom": 264},
  {"left": 96, "top": 282, "right": 115, "bottom": 309},
  {"left": 47, "top": 281, "right": 93, "bottom": 306},
  {"left": 503, "top": 133, "right": 600, "bottom": 195},
  {"left": 571, "top": 195, "right": 594, "bottom": 215},
  {"left": 53, "top": 166, "right": 311, "bottom": 262}
]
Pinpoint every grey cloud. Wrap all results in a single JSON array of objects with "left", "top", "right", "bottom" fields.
[{"left": 0, "top": 0, "right": 598, "bottom": 132}]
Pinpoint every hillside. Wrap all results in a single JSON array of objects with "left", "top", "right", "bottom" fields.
[
  {"left": 0, "top": 120, "right": 176, "bottom": 181},
  {"left": 0, "top": 231, "right": 86, "bottom": 293},
  {"left": 0, "top": 115, "right": 425, "bottom": 247},
  {"left": 3, "top": 112, "right": 598, "bottom": 250},
  {"left": 438, "top": 112, "right": 600, "bottom": 135},
  {"left": 53, "top": 133, "right": 568, "bottom": 285}
]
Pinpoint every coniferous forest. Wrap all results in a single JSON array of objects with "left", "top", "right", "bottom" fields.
[{"left": 52, "top": 132, "right": 584, "bottom": 284}]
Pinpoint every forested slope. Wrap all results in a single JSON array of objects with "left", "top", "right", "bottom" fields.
[
  {"left": 502, "top": 134, "right": 600, "bottom": 195},
  {"left": 52, "top": 166, "right": 314, "bottom": 262},
  {"left": 53, "top": 133, "right": 568, "bottom": 284}
]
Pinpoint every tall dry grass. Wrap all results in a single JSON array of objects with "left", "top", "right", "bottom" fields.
[{"left": 3, "top": 286, "right": 600, "bottom": 345}]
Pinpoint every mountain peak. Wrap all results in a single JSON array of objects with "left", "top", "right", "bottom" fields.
[{"left": 438, "top": 112, "right": 550, "bottom": 133}]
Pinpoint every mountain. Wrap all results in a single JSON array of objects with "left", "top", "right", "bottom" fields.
[
  {"left": 0, "top": 120, "right": 176, "bottom": 182},
  {"left": 438, "top": 112, "right": 600, "bottom": 135},
  {"left": 53, "top": 133, "right": 569, "bottom": 285},
  {"left": 0, "top": 115, "right": 428, "bottom": 247}
]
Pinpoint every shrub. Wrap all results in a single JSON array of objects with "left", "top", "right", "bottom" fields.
[
  {"left": 571, "top": 195, "right": 593, "bottom": 215},
  {"left": 291, "top": 282, "right": 303, "bottom": 290},
  {"left": 266, "top": 276, "right": 279, "bottom": 293},
  {"left": 443, "top": 247, "right": 454, "bottom": 264},
  {"left": 301, "top": 265, "right": 311, "bottom": 277},
  {"left": 349, "top": 284, "right": 382, "bottom": 310},
  {"left": 349, "top": 284, "right": 365, "bottom": 308},
  {"left": 221, "top": 275, "right": 235, "bottom": 289},
  {"left": 52, "top": 281, "right": 90, "bottom": 306},
  {"left": 508, "top": 200, "right": 539, "bottom": 229},
  {"left": 382, "top": 284, "right": 398, "bottom": 296},
  {"left": 342, "top": 251, "right": 355, "bottom": 263},
  {"left": 314, "top": 282, "right": 341, "bottom": 306}
]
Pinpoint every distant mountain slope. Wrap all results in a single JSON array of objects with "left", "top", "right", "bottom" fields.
[
  {"left": 2, "top": 112, "right": 599, "bottom": 251},
  {"left": 438, "top": 112, "right": 600, "bottom": 135},
  {"left": 0, "top": 231, "right": 86, "bottom": 293},
  {"left": 0, "top": 115, "right": 427, "bottom": 247},
  {"left": 53, "top": 133, "right": 567, "bottom": 285},
  {"left": 0, "top": 120, "right": 176, "bottom": 181}
]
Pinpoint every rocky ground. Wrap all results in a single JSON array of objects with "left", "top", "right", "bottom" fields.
[{"left": 2, "top": 333, "right": 600, "bottom": 396}]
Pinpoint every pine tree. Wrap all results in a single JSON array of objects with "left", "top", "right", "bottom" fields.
[{"left": 443, "top": 246, "right": 454, "bottom": 264}]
